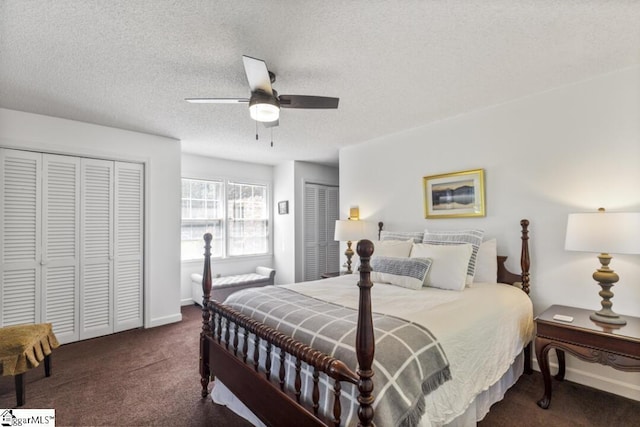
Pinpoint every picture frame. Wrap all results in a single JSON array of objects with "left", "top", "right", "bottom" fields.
[
  {"left": 423, "top": 169, "right": 485, "bottom": 218},
  {"left": 278, "top": 200, "right": 289, "bottom": 215}
]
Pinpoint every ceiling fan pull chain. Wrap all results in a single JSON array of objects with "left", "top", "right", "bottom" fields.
[
  {"left": 255, "top": 121, "right": 259, "bottom": 140},
  {"left": 270, "top": 128, "right": 274, "bottom": 147}
]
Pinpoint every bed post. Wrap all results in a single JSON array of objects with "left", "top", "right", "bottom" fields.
[
  {"left": 519, "top": 220, "right": 533, "bottom": 374},
  {"left": 520, "top": 219, "right": 530, "bottom": 296},
  {"left": 200, "top": 233, "right": 213, "bottom": 398},
  {"left": 355, "top": 239, "right": 375, "bottom": 427}
]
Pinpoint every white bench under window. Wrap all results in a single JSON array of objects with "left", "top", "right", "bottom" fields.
[{"left": 191, "top": 266, "right": 276, "bottom": 306}]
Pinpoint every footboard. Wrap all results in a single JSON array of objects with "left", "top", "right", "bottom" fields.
[{"left": 199, "top": 233, "right": 376, "bottom": 426}]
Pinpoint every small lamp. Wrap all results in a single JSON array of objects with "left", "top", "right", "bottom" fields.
[
  {"left": 565, "top": 208, "right": 640, "bottom": 325},
  {"left": 349, "top": 207, "right": 360, "bottom": 220},
  {"left": 334, "top": 219, "right": 365, "bottom": 274}
]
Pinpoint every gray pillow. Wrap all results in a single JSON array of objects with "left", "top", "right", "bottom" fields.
[{"left": 370, "top": 256, "right": 432, "bottom": 290}]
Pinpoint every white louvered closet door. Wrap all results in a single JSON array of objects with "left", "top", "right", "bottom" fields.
[
  {"left": 0, "top": 149, "right": 42, "bottom": 326},
  {"left": 303, "top": 185, "right": 319, "bottom": 281},
  {"left": 114, "top": 162, "right": 143, "bottom": 332},
  {"left": 80, "top": 158, "right": 114, "bottom": 340},
  {"left": 42, "top": 154, "right": 80, "bottom": 343},
  {"left": 303, "top": 183, "right": 340, "bottom": 281}
]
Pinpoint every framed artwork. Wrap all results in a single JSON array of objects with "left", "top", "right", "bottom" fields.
[
  {"left": 423, "top": 169, "right": 485, "bottom": 218},
  {"left": 278, "top": 200, "right": 289, "bottom": 215}
]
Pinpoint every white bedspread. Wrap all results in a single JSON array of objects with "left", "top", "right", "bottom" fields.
[{"left": 213, "top": 275, "right": 534, "bottom": 426}]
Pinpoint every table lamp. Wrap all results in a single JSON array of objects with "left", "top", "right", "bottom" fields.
[
  {"left": 334, "top": 220, "right": 365, "bottom": 274},
  {"left": 565, "top": 208, "right": 640, "bottom": 325}
]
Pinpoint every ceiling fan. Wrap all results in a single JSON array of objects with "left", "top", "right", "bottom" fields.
[{"left": 185, "top": 55, "right": 339, "bottom": 128}]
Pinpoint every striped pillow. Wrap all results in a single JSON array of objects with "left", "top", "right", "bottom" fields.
[
  {"left": 370, "top": 256, "right": 432, "bottom": 290},
  {"left": 380, "top": 230, "right": 424, "bottom": 243},
  {"left": 422, "top": 229, "right": 484, "bottom": 286}
]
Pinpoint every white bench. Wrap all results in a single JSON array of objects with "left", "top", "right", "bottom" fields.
[{"left": 191, "top": 266, "right": 276, "bottom": 306}]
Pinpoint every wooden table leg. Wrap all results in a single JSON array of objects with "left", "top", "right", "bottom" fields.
[
  {"left": 524, "top": 341, "right": 533, "bottom": 374},
  {"left": 15, "top": 373, "right": 25, "bottom": 407},
  {"left": 535, "top": 336, "right": 553, "bottom": 409},
  {"left": 554, "top": 349, "right": 565, "bottom": 381}
]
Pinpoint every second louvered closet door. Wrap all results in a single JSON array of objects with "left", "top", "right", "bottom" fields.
[{"left": 42, "top": 154, "right": 81, "bottom": 343}]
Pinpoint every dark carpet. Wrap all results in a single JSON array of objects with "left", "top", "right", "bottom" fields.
[{"left": 1, "top": 304, "right": 638, "bottom": 426}]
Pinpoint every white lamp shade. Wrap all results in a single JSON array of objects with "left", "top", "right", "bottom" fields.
[
  {"left": 565, "top": 212, "right": 640, "bottom": 254},
  {"left": 334, "top": 220, "right": 365, "bottom": 242}
]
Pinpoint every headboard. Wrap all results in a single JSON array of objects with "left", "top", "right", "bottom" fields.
[{"left": 375, "top": 220, "right": 530, "bottom": 293}]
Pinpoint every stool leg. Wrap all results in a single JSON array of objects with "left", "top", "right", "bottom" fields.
[
  {"left": 44, "top": 354, "right": 52, "bottom": 377},
  {"left": 15, "top": 373, "right": 25, "bottom": 407}
]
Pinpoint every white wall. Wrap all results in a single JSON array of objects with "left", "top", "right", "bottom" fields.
[
  {"left": 180, "top": 154, "right": 274, "bottom": 303},
  {"left": 339, "top": 66, "right": 640, "bottom": 400},
  {"left": 273, "top": 161, "right": 296, "bottom": 284},
  {"left": 294, "top": 161, "right": 339, "bottom": 283},
  {"left": 0, "top": 108, "right": 182, "bottom": 328}
]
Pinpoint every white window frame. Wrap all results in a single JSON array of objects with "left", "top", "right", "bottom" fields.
[{"left": 181, "top": 177, "right": 271, "bottom": 261}]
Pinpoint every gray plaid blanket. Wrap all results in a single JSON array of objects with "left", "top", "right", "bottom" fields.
[{"left": 224, "top": 286, "right": 451, "bottom": 427}]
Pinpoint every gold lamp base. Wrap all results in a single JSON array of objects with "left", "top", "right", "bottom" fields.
[
  {"left": 344, "top": 240, "right": 354, "bottom": 274},
  {"left": 590, "top": 253, "right": 626, "bottom": 326}
]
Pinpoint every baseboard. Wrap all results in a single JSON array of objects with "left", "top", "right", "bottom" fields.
[
  {"left": 532, "top": 357, "right": 640, "bottom": 402},
  {"left": 148, "top": 312, "right": 182, "bottom": 328},
  {"left": 181, "top": 298, "right": 196, "bottom": 306}
]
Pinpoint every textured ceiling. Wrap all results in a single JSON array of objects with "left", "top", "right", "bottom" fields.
[{"left": 1, "top": 1, "right": 639, "bottom": 166}]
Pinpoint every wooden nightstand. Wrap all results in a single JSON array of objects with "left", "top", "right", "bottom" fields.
[{"left": 535, "top": 304, "right": 640, "bottom": 409}]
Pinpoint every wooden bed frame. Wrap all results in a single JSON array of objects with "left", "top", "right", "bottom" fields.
[{"left": 199, "top": 219, "right": 531, "bottom": 426}]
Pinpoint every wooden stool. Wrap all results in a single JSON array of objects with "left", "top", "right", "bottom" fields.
[{"left": 0, "top": 323, "right": 60, "bottom": 407}]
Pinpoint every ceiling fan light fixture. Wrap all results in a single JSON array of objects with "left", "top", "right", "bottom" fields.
[{"left": 249, "top": 92, "right": 280, "bottom": 122}]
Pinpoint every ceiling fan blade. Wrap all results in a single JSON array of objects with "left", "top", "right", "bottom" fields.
[
  {"left": 263, "top": 119, "right": 279, "bottom": 128},
  {"left": 242, "top": 55, "right": 273, "bottom": 95},
  {"left": 278, "top": 95, "right": 339, "bottom": 109},
  {"left": 185, "top": 98, "right": 249, "bottom": 103}
]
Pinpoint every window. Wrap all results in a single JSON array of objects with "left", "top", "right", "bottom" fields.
[
  {"left": 227, "top": 182, "right": 269, "bottom": 256},
  {"left": 181, "top": 178, "right": 269, "bottom": 260}
]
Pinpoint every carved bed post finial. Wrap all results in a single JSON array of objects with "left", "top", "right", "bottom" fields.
[
  {"left": 520, "top": 220, "right": 530, "bottom": 295},
  {"left": 200, "top": 233, "right": 213, "bottom": 397},
  {"left": 202, "top": 233, "right": 213, "bottom": 309},
  {"left": 355, "top": 239, "right": 375, "bottom": 427}
]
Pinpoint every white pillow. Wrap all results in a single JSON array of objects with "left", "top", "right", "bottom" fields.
[
  {"left": 422, "top": 229, "right": 484, "bottom": 285},
  {"left": 474, "top": 239, "right": 498, "bottom": 283},
  {"left": 374, "top": 239, "right": 414, "bottom": 258},
  {"left": 370, "top": 256, "right": 432, "bottom": 290},
  {"left": 410, "top": 243, "right": 473, "bottom": 291}
]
